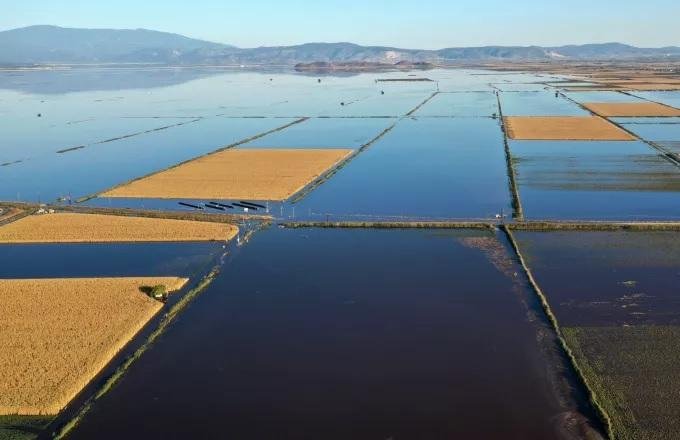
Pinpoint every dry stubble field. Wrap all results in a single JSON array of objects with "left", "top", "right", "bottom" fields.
[
  {"left": 0, "top": 277, "right": 188, "bottom": 415},
  {"left": 504, "top": 116, "right": 636, "bottom": 141},
  {"left": 0, "top": 213, "right": 238, "bottom": 243},
  {"left": 101, "top": 148, "right": 353, "bottom": 201},
  {"left": 583, "top": 102, "right": 680, "bottom": 117}
]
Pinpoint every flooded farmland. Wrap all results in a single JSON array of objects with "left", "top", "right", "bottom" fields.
[
  {"left": 293, "top": 117, "right": 513, "bottom": 220},
  {"left": 64, "top": 227, "right": 602, "bottom": 439},
  {"left": 515, "top": 230, "right": 680, "bottom": 439},
  {"left": 510, "top": 140, "right": 680, "bottom": 220},
  {"left": 1, "top": 66, "right": 679, "bottom": 439}
]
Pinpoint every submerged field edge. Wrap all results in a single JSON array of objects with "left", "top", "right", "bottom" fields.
[
  {"left": 496, "top": 93, "right": 525, "bottom": 220},
  {"left": 55, "top": 118, "right": 202, "bottom": 155},
  {"left": 51, "top": 266, "right": 222, "bottom": 440},
  {"left": 74, "top": 117, "right": 309, "bottom": 203},
  {"left": 289, "top": 91, "right": 440, "bottom": 204},
  {"left": 288, "top": 120, "right": 399, "bottom": 204},
  {"left": 500, "top": 225, "right": 615, "bottom": 440}
]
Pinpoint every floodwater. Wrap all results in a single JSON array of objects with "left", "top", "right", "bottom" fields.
[
  {"left": 0, "top": 116, "right": 295, "bottom": 201},
  {"left": 5, "top": 68, "right": 673, "bottom": 221},
  {"left": 413, "top": 91, "right": 498, "bottom": 117},
  {"left": 499, "top": 91, "right": 588, "bottom": 116},
  {"left": 241, "top": 117, "right": 397, "bottom": 149},
  {"left": 65, "top": 227, "right": 599, "bottom": 440},
  {"left": 0, "top": 242, "right": 222, "bottom": 279},
  {"left": 1, "top": 67, "right": 678, "bottom": 439},
  {"left": 615, "top": 119, "right": 680, "bottom": 152},
  {"left": 510, "top": 140, "right": 680, "bottom": 220},
  {"left": 515, "top": 230, "right": 680, "bottom": 326},
  {"left": 293, "top": 117, "right": 512, "bottom": 220},
  {"left": 631, "top": 91, "right": 680, "bottom": 109},
  {"left": 565, "top": 91, "right": 646, "bottom": 104}
]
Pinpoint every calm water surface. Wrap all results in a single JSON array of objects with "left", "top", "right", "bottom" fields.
[{"left": 66, "top": 227, "right": 590, "bottom": 439}]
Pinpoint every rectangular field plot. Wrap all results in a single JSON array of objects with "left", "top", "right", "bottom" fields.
[
  {"left": 325, "top": 88, "right": 435, "bottom": 117},
  {"left": 499, "top": 91, "right": 589, "bottom": 116},
  {"left": 583, "top": 102, "right": 680, "bottom": 117},
  {"left": 413, "top": 92, "right": 498, "bottom": 117},
  {"left": 0, "top": 277, "right": 187, "bottom": 415},
  {"left": 293, "top": 118, "right": 512, "bottom": 220},
  {"left": 0, "top": 213, "right": 238, "bottom": 243},
  {"left": 241, "top": 117, "right": 396, "bottom": 149},
  {"left": 563, "top": 326, "right": 680, "bottom": 440},
  {"left": 0, "top": 117, "right": 296, "bottom": 202},
  {"left": 504, "top": 116, "right": 635, "bottom": 141},
  {"left": 511, "top": 140, "right": 680, "bottom": 220},
  {"left": 631, "top": 91, "right": 680, "bottom": 110},
  {"left": 564, "top": 91, "right": 643, "bottom": 104},
  {"left": 102, "top": 149, "right": 353, "bottom": 201},
  {"left": 515, "top": 230, "right": 680, "bottom": 326},
  {"left": 65, "top": 228, "right": 594, "bottom": 439},
  {"left": 618, "top": 118, "right": 680, "bottom": 148},
  {"left": 514, "top": 230, "right": 680, "bottom": 439}
]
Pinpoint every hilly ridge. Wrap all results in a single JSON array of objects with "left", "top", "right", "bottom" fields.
[{"left": 2, "top": 25, "right": 679, "bottom": 66}]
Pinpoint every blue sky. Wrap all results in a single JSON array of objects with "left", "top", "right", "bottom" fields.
[{"left": 3, "top": 0, "right": 680, "bottom": 48}]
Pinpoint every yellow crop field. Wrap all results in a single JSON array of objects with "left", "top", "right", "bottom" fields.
[
  {"left": 504, "top": 116, "right": 635, "bottom": 141},
  {"left": 0, "top": 277, "right": 188, "bottom": 415},
  {"left": 583, "top": 102, "right": 680, "bottom": 117},
  {"left": 101, "top": 148, "right": 353, "bottom": 201},
  {"left": 0, "top": 213, "right": 238, "bottom": 243}
]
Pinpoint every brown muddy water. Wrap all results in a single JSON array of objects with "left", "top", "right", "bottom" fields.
[{"left": 61, "top": 227, "right": 603, "bottom": 439}]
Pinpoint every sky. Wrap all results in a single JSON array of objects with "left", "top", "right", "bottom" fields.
[{"left": 3, "top": 0, "right": 680, "bottom": 49}]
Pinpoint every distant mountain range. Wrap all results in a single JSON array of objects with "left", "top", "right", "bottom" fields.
[{"left": 2, "top": 25, "right": 680, "bottom": 66}]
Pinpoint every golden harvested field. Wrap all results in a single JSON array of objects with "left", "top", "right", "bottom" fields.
[
  {"left": 504, "top": 116, "right": 636, "bottom": 141},
  {"left": 102, "top": 148, "right": 353, "bottom": 201},
  {"left": 0, "top": 213, "right": 238, "bottom": 243},
  {"left": 0, "top": 277, "right": 188, "bottom": 415},
  {"left": 583, "top": 102, "right": 680, "bottom": 117}
]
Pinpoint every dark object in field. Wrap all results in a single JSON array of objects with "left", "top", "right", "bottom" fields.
[
  {"left": 340, "top": 102, "right": 345, "bottom": 106},
  {"left": 318, "top": 79, "right": 321, "bottom": 83},
  {"left": 204, "top": 204, "right": 225, "bottom": 211},
  {"left": 239, "top": 201, "right": 266, "bottom": 209},
  {"left": 210, "top": 202, "right": 234, "bottom": 209},
  {"left": 37, "top": 113, "right": 42, "bottom": 117},
  {"left": 381, "top": 90, "right": 385, "bottom": 95},
  {"left": 233, "top": 203, "right": 257, "bottom": 210},
  {"left": 178, "top": 202, "right": 203, "bottom": 210}
]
